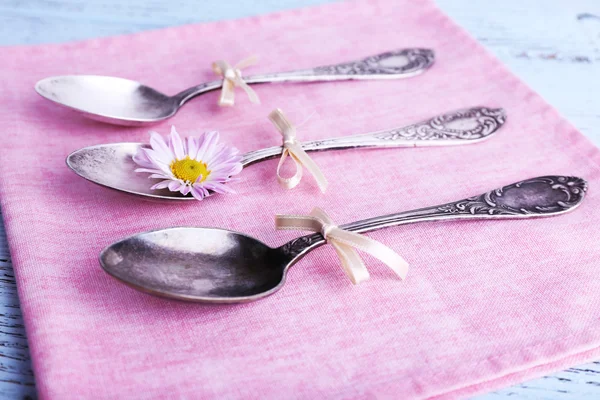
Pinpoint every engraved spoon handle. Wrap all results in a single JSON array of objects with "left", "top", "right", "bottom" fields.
[
  {"left": 245, "top": 48, "right": 435, "bottom": 83},
  {"left": 241, "top": 107, "right": 506, "bottom": 166},
  {"left": 175, "top": 49, "right": 435, "bottom": 105},
  {"left": 283, "top": 176, "right": 587, "bottom": 256}
]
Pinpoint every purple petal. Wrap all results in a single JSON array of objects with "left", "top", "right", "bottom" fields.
[
  {"left": 193, "top": 184, "right": 210, "bottom": 196},
  {"left": 132, "top": 148, "right": 154, "bottom": 168},
  {"left": 190, "top": 186, "right": 206, "bottom": 201},
  {"left": 180, "top": 185, "right": 191, "bottom": 196},
  {"left": 203, "top": 182, "right": 235, "bottom": 194},
  {"left": 150, "top": 180, "right": 172, "bottom": 190},
  {"left": 206, "top": 170, "right": 242, "bottom": 184},
  {"left": 168, "top": 180, "right": 183, "bottom": 192},
  {"left": 148, "top": 173, "right": 171, "bottom": 180},
  {"left": 204, "top": 174, "right": 232, "bottom": 185}
]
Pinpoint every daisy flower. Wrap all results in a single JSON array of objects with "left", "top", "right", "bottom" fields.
[{"left": 132, "top": 127, "right": 243, "bottom": 201}]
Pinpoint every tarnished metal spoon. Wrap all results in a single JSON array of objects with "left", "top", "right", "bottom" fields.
[
  {"left": 67, "top": 106, "right": 506, "bottom": 200},
  {"left": 100, "top": 175, "right": 587, "bottom": 303},
  {"left": 35, "top": 48, "right": 434, "bottom": 126}
]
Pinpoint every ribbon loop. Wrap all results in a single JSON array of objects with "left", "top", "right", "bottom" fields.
[
  {"left": 268, "top": 109, "right": 328, "bottom": 193},
  {"left": 276, "top": 207, "right": 409, "bottom": 284},
  {"left": 212, "top": 56, "right": 260, "bottom": 106}
]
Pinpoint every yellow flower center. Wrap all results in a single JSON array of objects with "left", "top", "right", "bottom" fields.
[{"left": 170, "top": 157, "right": 210, "bottom": 184}]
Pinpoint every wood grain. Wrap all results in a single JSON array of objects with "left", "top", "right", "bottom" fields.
[
  {"left": 0, "top": 221, "right": 35, "bottom": 400},
  {"left": 1, "top": 0, "right": 599, "bottom": 398}
]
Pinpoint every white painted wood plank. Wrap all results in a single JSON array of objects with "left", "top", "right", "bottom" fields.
[
  {"left": 0, "top": 218, "right": 36, "bottom": 399},
  {"left": 437, "top": 0, "right": 600, "bottom": 145}
]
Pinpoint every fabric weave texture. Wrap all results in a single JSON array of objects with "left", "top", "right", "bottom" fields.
[{"left": 1, "top": 0, "right": 599, "bottom": 398}]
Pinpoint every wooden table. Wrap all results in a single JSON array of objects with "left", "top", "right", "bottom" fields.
[{"left": 1, "top": 1, "right": 599, "bottom": 398}]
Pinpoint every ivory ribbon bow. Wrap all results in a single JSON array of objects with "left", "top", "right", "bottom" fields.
[
  {"left": 276, "top": 207, "right": 409, "bottom": 284},
  {"left": 268, "top": 109, "right": 328, "bottom": 193},
  {"left": 212, "top": 56, "right": 260, "bottom": 106}
]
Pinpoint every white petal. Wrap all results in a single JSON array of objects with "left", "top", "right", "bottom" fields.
[
  {"left": 187, "top": 136, "right": 199, "bottom": 160},
  {"left": 143, "top": 147, "right": 172, "bottom": 166},
  {"left": 143, "top": 150, "right": 173, "bottom": 175},
  {"left": 134, "top": 168, "right": 164, "bottom": 174},
  {"left": 149, "top": 131, "right": 172, "bottom": 157},
  {"left": 169, "top": 126, "right": 185, "bottom": 160},
  {"left": 203, "top": 145, "right": 227, "bottom": 166},
  {"left": 195, "top": 131, "right": 219, "bottom": 162}
]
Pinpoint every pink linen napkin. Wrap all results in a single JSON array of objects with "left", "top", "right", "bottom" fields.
[{"left": 1, "top": 0, "right": 600, "bottom": 398}]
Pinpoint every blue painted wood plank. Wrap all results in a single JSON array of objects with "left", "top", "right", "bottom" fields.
[{"left": 0, "top": 0, "right": 337, "bottom": 45}]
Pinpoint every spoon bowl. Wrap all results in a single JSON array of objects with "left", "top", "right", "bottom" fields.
[
  {"left": 101, "top": 227, "right": 293, "bottom": 302},
  {"left": 36, "top": 76, "right": 179, "bottom": 125}
]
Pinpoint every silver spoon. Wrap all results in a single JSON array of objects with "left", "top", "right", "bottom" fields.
[
  {"left": 67, "top": 106, "right": 506, "bottom": 200},
  {"left": 100, "top": 175, "right": 587, "bottom": 303},
  {"left": 35, "top": 48, "right": 435, "bottom": 126}
]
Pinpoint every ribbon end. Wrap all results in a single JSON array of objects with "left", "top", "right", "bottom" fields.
[
  {"left": 393, "top": 259, "right": 410, "bottom": 281},
  {"left": 399, "top": 263, "right": 409, "bottom": 280},
  {"left": 318, "top": 182, "right": 329, "bottom": 194},
  {"left": 277, "top": 176, "right": 300, "bottom": 190},
  {"left": 217, "top": 91, "right": 235, "bottom": 107}
]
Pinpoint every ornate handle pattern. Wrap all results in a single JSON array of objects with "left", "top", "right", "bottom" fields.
[
  {"left": 176, "top": 49, "right": 435, "bottom": 105},
  {"left": 281, "top": 176, "right": 587, "bottom": 258},
  {"left": 243, "top": 48, "right": 435, "bottom": 83},
  {"left": 311, "top": 48, "right": 435, "bottom": 77},
  {"left": 241, "top": 107, "right": 506, "bottom": 166}
]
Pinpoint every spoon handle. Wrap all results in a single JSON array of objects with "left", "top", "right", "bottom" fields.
[
  {"left": 175, "top": 49, "right": 435, "bottom": 105},
  {"left": 245, "top": 48, "right": 435, "bottom": 84},
  {"left": 241, "top": 107, "right": 506, "bottom": 166},
  {"left": 282, "top": 176, "right": 587, "bottom": 256}
]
